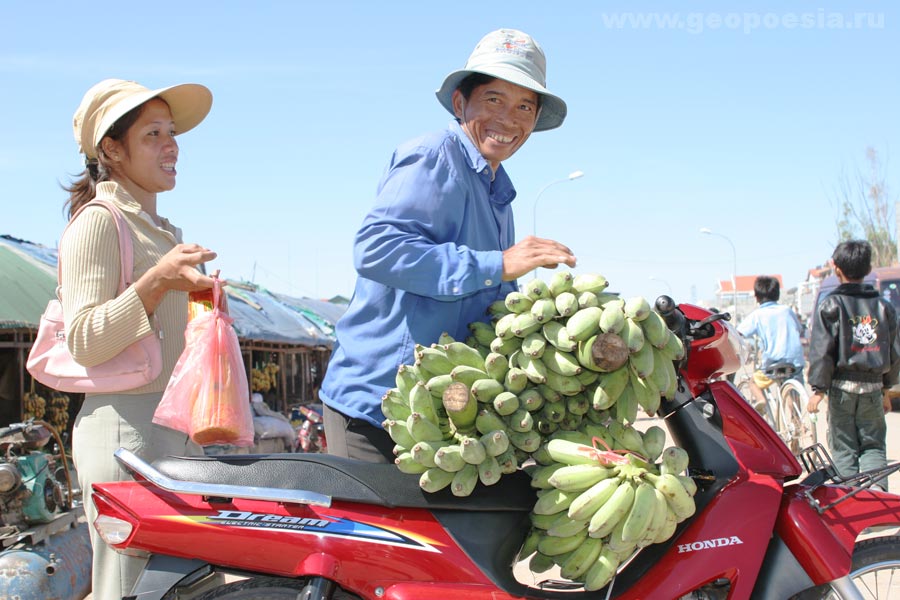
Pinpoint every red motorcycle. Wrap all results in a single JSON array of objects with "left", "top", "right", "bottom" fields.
[{"left": 91, "top": 299, "right": 900, "bottom": 599}]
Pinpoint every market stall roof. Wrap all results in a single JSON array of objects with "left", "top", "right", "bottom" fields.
[
  {"left": 0, "top": 234, "right": 342, "bottom": 347},
  {"left": 0, "top": 236, "right": 57, "bottom": 330}
]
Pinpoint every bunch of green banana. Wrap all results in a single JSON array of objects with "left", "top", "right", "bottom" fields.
[{"left": 520, "top": 438, "right": 697, "bottom": 589}]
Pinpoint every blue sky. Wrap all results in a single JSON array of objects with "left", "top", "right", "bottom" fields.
[{"left": 3, "top": 1, "right": 898, "bottom": 310}]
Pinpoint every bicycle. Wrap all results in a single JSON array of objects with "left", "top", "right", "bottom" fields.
[{"left": 737, "top": 361, "right": 818, "bottom": 456}]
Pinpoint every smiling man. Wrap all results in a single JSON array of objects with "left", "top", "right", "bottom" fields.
[{"left": 320, "top": 29, "right": 575, "bottom": 462}]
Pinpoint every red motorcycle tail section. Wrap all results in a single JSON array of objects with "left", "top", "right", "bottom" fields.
[
  {"left": 91, "top": 482, "right": 520, "bottom": 599},
  {"left": 777, "top": 484, "right": 900, "bottom": 584}
]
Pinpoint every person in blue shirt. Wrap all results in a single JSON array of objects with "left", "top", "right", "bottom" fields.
[
  {"left": 320, "top": 29, "right": 577, "bottom": 462},
  {"left": 738, "top": 275, "right": 806, "bottom": 409}
]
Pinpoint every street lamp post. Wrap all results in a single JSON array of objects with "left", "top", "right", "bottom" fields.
[
  {"left": 532, "top": 170, "right": 585, "bottom": 238},
  {"left": 700, "top": 227, "right": 738, "bottom": 317}
]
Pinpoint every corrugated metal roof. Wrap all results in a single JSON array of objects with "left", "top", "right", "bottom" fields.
[
  {"left": 0, "top": 236, "right": 57, "bottom": 329},
  {"left": 0, "top": 235, "right": 343, "bottom": 347}
]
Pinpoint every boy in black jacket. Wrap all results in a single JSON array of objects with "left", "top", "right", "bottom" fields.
[{"left": 807, "top": 240, "right": 900, "bottom": 490}]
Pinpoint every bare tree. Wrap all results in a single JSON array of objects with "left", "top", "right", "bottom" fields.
[{"left": 831, "top": 147, "right": 896, "bottom": 267}]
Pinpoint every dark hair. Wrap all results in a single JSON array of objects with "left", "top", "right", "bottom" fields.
[
  {"left": 832, "top": 239, "right": 873, "bottom": 281},
  {"left": 62, "top": 101, "right": 147, "bottom": 219},
  {"left": 456, "top": 72, "right": 543, "bottom": 110},
  {"left": 753, "top": 276, "right": 780, "bottom": 303}
]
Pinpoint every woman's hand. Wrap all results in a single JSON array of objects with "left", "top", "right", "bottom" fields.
[
  {"left": 136, "top": 243, "right": 218, "bottom": 313},
  {"left": 502, "top": 236, "right": 576, "bottom": 281}
]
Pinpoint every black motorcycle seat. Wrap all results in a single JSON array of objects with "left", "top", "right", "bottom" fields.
[{"left": 151, "top": 452, "right": 537, "bottom": 512}]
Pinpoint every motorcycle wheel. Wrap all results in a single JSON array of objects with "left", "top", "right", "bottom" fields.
[
  {"left": 781, "top": 380, "right": 817, "bottom": 455},
  {"left": 180, "top": 576, "right": 362, "bottom": 600},
  {"left": 795, "top": 535, "right": 900, "bottom": 599}
]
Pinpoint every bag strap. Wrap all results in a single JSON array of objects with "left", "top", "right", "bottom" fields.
[{"left": 58, "top": 199, "right": 134, "bottom": 294}]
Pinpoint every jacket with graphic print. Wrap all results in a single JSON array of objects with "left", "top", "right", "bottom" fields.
[{"left": 808, "top": 282, "right": 900, "bottom": 392}]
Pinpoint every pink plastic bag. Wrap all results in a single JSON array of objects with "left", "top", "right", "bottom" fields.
[{"left": 154, "top": 280, "right": 254, "bottom": 447}]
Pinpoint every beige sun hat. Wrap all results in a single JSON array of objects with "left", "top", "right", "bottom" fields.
[
  {"left": 435, "top": 29, "right": 567, "bottom": 132},
  {"left": 73, "top": 79, "right": 213, "bottom": 159}
]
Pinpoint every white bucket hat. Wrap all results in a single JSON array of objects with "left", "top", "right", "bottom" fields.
[
  {"left": 73, "top": 79, "right": 213, "bottom": 160},
  {"left": 435, "top": 29, "right": 567, "bottom": 132}
]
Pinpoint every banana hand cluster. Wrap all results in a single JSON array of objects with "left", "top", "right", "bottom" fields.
[
  {"left": 251, "top": 362, "right": 280, "bottom": 393},
  {"left": 23, "top": 391, "right": 47, "bottom": 420},
  {"left": 523, "top": 439, "right": 696, "bottom": 590}
]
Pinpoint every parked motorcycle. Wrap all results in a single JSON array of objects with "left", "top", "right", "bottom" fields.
[
  {"left": 291, "top": 403, "right": 327, "bottom": 453},
  {"left": 90, "top": 298, "right": 900, "bottom": 599}
]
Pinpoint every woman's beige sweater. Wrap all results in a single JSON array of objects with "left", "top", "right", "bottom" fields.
[{"left": 59, "top": 181, "right": 188, "bottom": 395}]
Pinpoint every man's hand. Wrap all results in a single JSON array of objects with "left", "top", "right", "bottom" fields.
[
  {"left": 807, "top": 391, "right": 824, "bottom": 414},
  {"left": 502, "top": 236, "right": 576, "bottom": 281},
  {"left": 883, "top": 390, "right": 893, "bottom": 414}
]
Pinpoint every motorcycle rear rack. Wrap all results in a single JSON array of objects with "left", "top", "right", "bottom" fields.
[{"left": 798, "top": 443, "right": 900, "bottom": 514}]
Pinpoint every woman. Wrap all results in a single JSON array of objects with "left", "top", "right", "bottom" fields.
[{"left": 64, "top": 78, "right": 217, "bottom": 599}]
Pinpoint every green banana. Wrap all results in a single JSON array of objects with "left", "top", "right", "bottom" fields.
[
  {"left": 620, "top": 317, "right": 645, "bottom": 353},
  {"left": 637, "top": 487, "right": 671, "bottom": 548},
  {"left": 442, "top": 382, "right": 476, "bottom": 433},
  {"left": 450, "top": 365, "right": 490, "bottom": 387},
  {"left": 507, "top": 407, "right": 534, "bottom": 433},
  {"left": 410, "top": 440, "right": 451, "bottom": 468},
  {"left": 661, "top": 446, "right": 690, "bottom": 475},
  {"left": 566, "top": 392, "right": 589, "bottom": 417},
  {"left": 572, "top": 273, "right": 609, "bottom": 294},
  {"left": 549, "top": 270, "right": 574, "bottom": 296},
  {"left": 395, "top": 451, "right": 428, "bottom": 474},
  {"left": 584, "top": 547, "right": 621, "bottom": 591},
  {"left": 517, "top": 528, "right": 542, "bottom": 560},
  {"left": 481, "top": 429, "right": 510, "bottom": 457},
  {"left": 623, "top": 296, "right": 651, "bottom": 321},
  {"left": 576, "top": 291, "right": 600, "bottom": 308},
  {"left": 419, "top": 467, "right": 456, "bottom": 493},
  {"left": 542, "top": 346, "right": 583, "bottom": 377},
  {"left": 519, "top": 388, "right": 544, "bottom": 412},
  {"left": 424, "top": 373, "right": 454, "bottom": 398},
  {"left": 630, "top": 372, "right": 660, "bottom": 416},
  {"left": 546, "top": 514, "right": 590, "bottom": 538},
  {"left": 616, "top": 383, "right": 639, "bottom": 424},
  {"left": 641, "top": 425, "right": 667, "bottom": 462},
  {"left": 494, "top": 313, "right": 518, "bottom": 340},
  {"left": 491, "top": 391, "right": 519, "bottom": 416},
  {"left": 567, "top": 476, "right": 623, "bottom": 521},
  {"left": 470, "top": 378, "right": 504, "bottom": 403},
  {"left": 383, "top": 418, "right": 416, "bottom": 449},
  {"left": 621, "top": 481, "right": 657, "bottom": 543},
  {"left": 542, "top": 320, "right": 577, "bottom": 352},
  {"left": 560, "top": 536, "right": 603, "bottom": 581},
  {"left": 640, "top": 310, "right": 670, "bottom": 348},
  {"left": 530, "top": 298, "right": 557, "bottom": 323},
  {"left": 605, "top": 515, "right": 638, "bottom": 555},
  {"left": 382, "top": 390, "right": 412, "bottom": 421},
  {"left": 576, "top": 369, "right": 599, "bottom": 386},
  {"left": 660, "top": 331, "right": 685, "bottom": 360},
  {"left": 530, "top": 463, "right": 566, "bottom": 489},
  {"left": 517, "top": 354, "right": 549, "bottom": 384},
  {"left": 537, "top": 383, "right": 562, "bottom": 403},
  {"left": 678, "top": 475, "right": 698, "bottom": 497},
  {"left": 554, "top": 292, "right": 579, "bottom": 318},
  {"left": 521, "top": 332, "right": 547, "bottom": 358},
  {"left": 416, "top": 345, "right": 455, "bottom": 376},
  {"left": 645, "top": 472, "right": 696, "bottom": 521},
  {"left": 546, "top": 438, "right": 601, "bottom": 466},
  {"left": 490, "top": 335, "right": 521, "bottom": 355},
  {"left": 587, "top": 479, "right": 636, "bottom": 538},
  {"left": 654, "top": 505, "right": 679, "bottom": 544},
  {"left": 504, "top": 367, "right": 528, "bottom": 393},
  {"left": 458, "top": 435, "right": 486, "bottom": 465},
  {"left": 477, "top": 455, "right": 502, "bottom": 486},
  {"left": 548, "top": 463, "right": 613, "bottom": 492},
  {"left": 433, "top": 444, "right": 466, "bottom": 472},
  {"left": 598, "top": 302, "right": 626, "bottom": 334},
  {"left": 444, "top": 341, "right": 486, "bottom": 370},
  {"left": 474, "top": 408, "right": 507, "bottom": 436},
  {"left": 533, "top": 487, "right": 580, "bottom": 516},
  {"left": 483, "top": 352, "right": 509, "bottom": 381},
  {"left": 566, "top": 306, "right": 603, "bottom": 342},
  {"left": 540, "top": 400, "right": 566, "bottom": 424},
  {"left": 450, "top": 463, "right": 479, "bottom": 497},
  {"left": 537, "top": 529, "right": 588, "bottom": 556},
  {"left": 468, "top": 320, "right": 497, "bottom": 347},
  {"left": 407, "top": 412, "right": 444, "bottom": 443},
  {"left": 507, "top": 429, "right": 542, "bottom": 453},
  {"left": 529, "top": 551, "right": 556, "bottom": 573},
  {"left": 409, "top": 381, "right": 439, "bottom": 424},
  {"left": 544, "top": 369, "right": 585, "bottom": 396},
  {"left": 609, "top": 421, "right": 647, "bottom": 456},
  {"left": 496, "top": 447, "right": 519, "bottom": 473},
  {"left": 629, "top": 342, "right": 655, "bottom": 378},
  {"left": 512, "top": 312, "right": 543, "bottom": 338},
  {"left": 395, "top": 364, "right": 419, "bottom": 398},
  {"left": 504, "top": 291, "right": 534, "bottom": 314},
  {"left": 525, "top": 278, "right": 553, "bottom": 301}
]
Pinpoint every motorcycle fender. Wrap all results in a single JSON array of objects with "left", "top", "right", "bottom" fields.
[
  {"left": 777, "top": 484, "right": 900, "bottom": 584},
  {"left": 127, "top": 555, "right": 212, "bottom": 600}
]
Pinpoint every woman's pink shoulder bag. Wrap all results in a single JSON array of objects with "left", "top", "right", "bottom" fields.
[{"left": 26, "top": 200, "right": 162, "bottom": 393}]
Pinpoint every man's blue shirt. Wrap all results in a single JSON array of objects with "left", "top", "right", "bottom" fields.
[
  {"left": 320, "top": 121, "right": 518, "bottom": 427},
  {"left": 738, "top": 301, "right": 805, "bottom": 371}
]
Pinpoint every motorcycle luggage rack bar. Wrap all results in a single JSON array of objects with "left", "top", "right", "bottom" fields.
[
  {"left": 798, "top": 443, "right": 900, "bottom": 514},
  {"left": 113, "top": 448, "right": 332, "bottom": 508}
]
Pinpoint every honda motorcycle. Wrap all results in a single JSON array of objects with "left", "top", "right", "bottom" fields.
[
  {"left": 91, "top": 298, "right": 900, "bottom": 599},
  {"left": 292, "top": 403, "right": 327, "bottom": 454}
]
